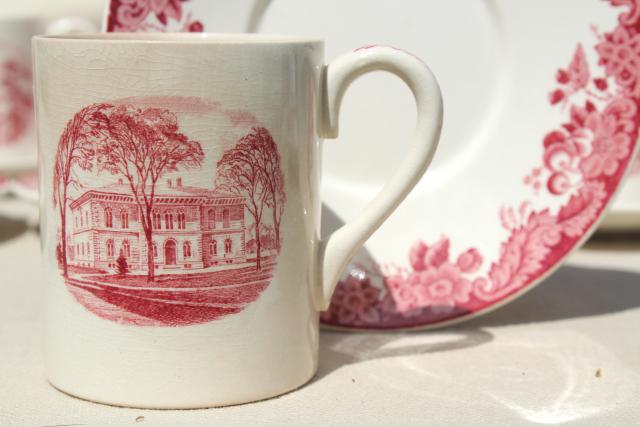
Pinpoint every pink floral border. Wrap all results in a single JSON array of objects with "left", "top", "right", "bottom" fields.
[
  {"left": 106, "top": 0, "right": 204, "bottom": 33},
  {"left": 321, "top": 0, "right": 640, "bottom": 329}
]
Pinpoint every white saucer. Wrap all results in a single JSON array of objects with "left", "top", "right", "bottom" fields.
[{"left": 258, "top": 0, "right": 640, "bottom": 329}]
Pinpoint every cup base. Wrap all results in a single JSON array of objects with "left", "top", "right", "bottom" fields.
[{"left": 46, "top": 366, "right": 319, "bottom": 409}]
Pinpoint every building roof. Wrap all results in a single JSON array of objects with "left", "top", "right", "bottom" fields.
[
  {"left": 69, "top": 180, "right": 244, "bottom": 209},
  {"left": 94, "top": 182, "right": 237, "bottom": 198}
]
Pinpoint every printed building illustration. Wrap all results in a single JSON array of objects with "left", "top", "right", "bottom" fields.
[{"left": 67, "top": 178, "right": 247, "bottom": 272}]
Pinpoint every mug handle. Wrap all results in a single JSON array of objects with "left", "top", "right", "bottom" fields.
[{"left": 316, "top": 45, "right": 443, "bottom": 310}]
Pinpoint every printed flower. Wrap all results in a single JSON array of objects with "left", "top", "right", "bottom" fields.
[
  {"left": 326, "top": 269, "right": 381, "bottom": 325},
  {"left": 407, "top": 262, "right": 472, "bottom": 313},
  {"left": 539, "top": 126, "right": 594, "bottom": 195},
  {"left": 408, "top": 237, "right": 450, "bottom": 271},
  {"left": 385, "top": 272, "right": 419, "bottom": 313},
  {"left": 115, "top": 0, "right": 154, "bottom": 29},
  {"left": 456, "top": 248, "right": 483, "bottom": 273},
  {"left": 596, "top": 26, "right": 640, "bottom": 98},
  {"left": 114, "top": 0, "right": 187, "bottom": 30},
  {"left": 578, "top": 106, "right": 632, "bottom": 179}
]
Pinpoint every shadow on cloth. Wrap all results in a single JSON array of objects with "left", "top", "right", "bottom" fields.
[
  {"left": 460, "top": 265, "right": 640, "bottom": 328},
  {"left": 316, "top": 328, "right": 493, "bottom": 381},
  {"left": 316, "top": 263, "right": 640, "bottom": 380},
  {"left": 0, "top": 217, "right": 29, "bottom": 242}
]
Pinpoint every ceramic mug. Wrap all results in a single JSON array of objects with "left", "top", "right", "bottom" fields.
[{"left": 33, "top": 33, "right": 443, "bottom": 408}]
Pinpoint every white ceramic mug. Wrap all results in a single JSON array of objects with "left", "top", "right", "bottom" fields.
[{"left": 33, "top": 33, "right": 443, "bottom": 408}]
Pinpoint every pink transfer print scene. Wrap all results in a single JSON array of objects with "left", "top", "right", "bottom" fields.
[{"left": 53, "top": 97, "right": 285, "bottom": 326}]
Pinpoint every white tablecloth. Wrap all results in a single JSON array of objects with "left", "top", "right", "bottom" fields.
[{"left": 1, "top": 221, "right": 639, "bottom": 426}]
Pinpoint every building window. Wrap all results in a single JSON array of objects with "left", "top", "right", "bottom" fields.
[
  {"left": 224, "top": 238, "right": 232, "bottom": 254},
  {"left": 209, "top": 240, "right": 217, "bottom": 256},
  {"left": 120, "top": 209, "right": 129, "bottom": 229},
  {"left": 223, "top": 208, "right": 230, "bottom": 228},
  {"left": 208, "top": 208, "right": 215, "bottom": 229},
  {"left": 81, "top": 242, "right": 85, "bottom": 256},
  {"left": 87, "top": 243, "right": 90, "bottom": 256},
  {"left": 106, "top": 239, "right": 114, "bottom": 257},
  {"left": 121, "top": 240, "right": 130, "bottom": 257},
  {"left": 80, "top": 214, "right": 83, "bottom": 227},
  {"left": 85, "top": 211, "right": 89, "bottom": 227},
  {"left": 165, "top": 210, "right": 174, "bottom": 230},
  {"left": 105, "top": 207, "right": 113, "bottom": 228},
  {"left": 75, "top": 216, "right": 79, "bottom": 227},
  {"left": 153, "top": 210, "right": 161, "bottom": 230},
  {"left": 153, "top": 242, "right": 158, "bottom": 258},
  {"left": 183, "top": 241, "right": 192, "bottom": 258},
  {"left": 177, "top": 210, "right": 186, "bottom": 229}
]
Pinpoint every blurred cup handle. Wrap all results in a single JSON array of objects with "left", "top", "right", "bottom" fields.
[{"left": 45, "top": 17, "right": 97, "bottom": 35}]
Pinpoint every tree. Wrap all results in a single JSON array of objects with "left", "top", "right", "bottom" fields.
[
  {"left": 216, "top": 132, "right": 270, "bottom": 270},
  {"left": 246, "top": 127, "right": 285, "bottom": 253},
  {"left": 53, "top": 103, "right": 112, "bottom": 277},
  {"left": 116, "top": 253, "right": 129, "bottom": 276},
  {"left": 55, "top": 242, "right": 64, "bottom": 269},
  {"left": 97, "top": 105, "right": 204, "bottom": 282}
]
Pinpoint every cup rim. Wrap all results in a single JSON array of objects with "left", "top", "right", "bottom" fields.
[{"left": 33, "top": 32, "right": 323, "bottom": 45}]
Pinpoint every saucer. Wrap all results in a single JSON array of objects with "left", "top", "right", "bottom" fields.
[
  {"left": 106, "top": 0, "right": 640, "bottom": 329},
  {"left": 258, "top": 0, "right": 640, "bottom": 329}
]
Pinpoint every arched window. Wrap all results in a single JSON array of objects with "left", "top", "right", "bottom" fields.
[
  {"left": 209, "top": 240, "right": 217, "bottom": 256},
  {"left": 80, "top": 214, "right": 83, "bottom": 227},
  {"left": 183, "top": 241, "right": 192, "bottom": 258},
  {"left": 120, "top": 209, "right": 129, "bottom": 229},
  {"left": 152, "top": 242, "right": 158, "bottom": 258},
  {"left": 222, "top": 208, "right": 230, "bottom": 228},
  {"left": 224, "top": 238, "right": 232, "bottom": 254},
  {"left": 85, "top": 211, "right": 89, "bottom": 226},
  {"left": 81, "top": 242, "right": 85, "bottom": 256},
  {"left": 208, "top": 208, "right": 215, "bottom": 229},
  {"left": 165, "top": 210, "right": 174, "bottom": 230},
  {"left": 105, "top": 207, "right": 113, "bottom": 228},
  {"left": 121, "top": 240, "right": 130, "bottom": 257},
  {"left": 153, "top": 210, "right": 161, "bottom": 229},
  {"left": 177, "top": 210, "right": 186, "bottom": 229},
  {"left": 106, "top": 239, "right": 114, "bottom": 257}
]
